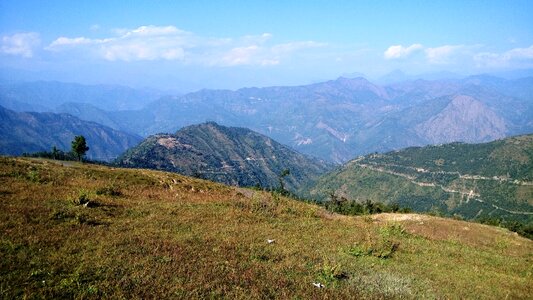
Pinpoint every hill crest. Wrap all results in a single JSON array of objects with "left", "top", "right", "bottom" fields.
[{"left": 116, "top": 122, "right": 332, "bottom": 191}]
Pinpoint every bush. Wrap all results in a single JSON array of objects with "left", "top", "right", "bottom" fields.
[
  {"left": 71, "top": 189, "right": 92, "bottom": 206},
  {"left": 317, "top": 262, "right": 349, "bottom": 284},
  {"left": 348, "top": 224, "right": 404, "bottom": 259},
  {"left": 96, "top": 185, "right": 122, "bottom": 196},
  {"left": 348, "top": 240, "right": 399, "bottom": 259}
]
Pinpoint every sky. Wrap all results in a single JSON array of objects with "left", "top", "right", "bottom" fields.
[{"left": 1, "top": 0, "right": 532, "bottom": 91}]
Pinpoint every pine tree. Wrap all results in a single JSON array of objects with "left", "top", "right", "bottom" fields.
[{"left": 71, "top": 135, "right": 89, "bottom": 162}]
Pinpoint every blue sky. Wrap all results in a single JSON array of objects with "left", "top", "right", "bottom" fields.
[{"left": 1, "top": 0, "right": 532, "bottom": 90}]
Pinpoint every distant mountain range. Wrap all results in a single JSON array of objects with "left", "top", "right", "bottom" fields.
[
  {"left": 115, "top": 122, "right": 332, "bottom": 191},
  {"left": 303, "top": 134, "right": 533, "bottom": 223},
  {"left": 0, "top": 106, "right": 142, "bottom": 161},
  {"left": 0, "top": 81, "right": 161, "bottom": 112},
  {"left": 1, "top": 75, "right": 532, "bottom": 162}
]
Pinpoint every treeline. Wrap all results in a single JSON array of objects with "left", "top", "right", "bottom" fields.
[
  {"left": 324, "top": 193, "right": 412, "bottom": 216},
  {"left": 476, "top": 217, "right": 533, "bottom": 240},
  {"left": 22, "top": 147, "right": 79, "bottom": 161},
  {"left": 21, "top": 147, "right": 108, "bottom": 165}
]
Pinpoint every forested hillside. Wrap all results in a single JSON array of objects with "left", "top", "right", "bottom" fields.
[{"left": 305, "top": 135, "right": 533, "bottom": 223}]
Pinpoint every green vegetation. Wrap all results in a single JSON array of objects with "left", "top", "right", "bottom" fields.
[
  {"left": 23, "top": 147, "right": 79, "bottom": 162},
  {"left": 476, "top": 216, "right": 533, "bottom": 239},
  {"left": 347, "top": 223, "right": 405, "bottom": 259},
  {"left": 71, "top": 135, "right": 90, "bottom": 162},
  {"left": 305, "top": 134, "right": 533, "bottom": 234},
  {"left": 1, "top": 157, "right": 532, "bottom": 298},
  {"left": 116, "top": 122, "right": 332, "bottom": 192},
  {"left": 360, "top": 134, "right": 533, "bottom": 180},
  {"left": 324, "top": 193, "right": 412, "bottom": 216}
]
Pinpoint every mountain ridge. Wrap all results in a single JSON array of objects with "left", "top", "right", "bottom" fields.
[
  {"left": 0, "top": 105, "right": 142, "bottom": 161},
  {"left": 119, "top": 75, "right": 532, "bottom": 162},
  {"left": 115, "top": 122, "right": 332, "bottom": 191},
  {"left": 1, "top": 75, "right": 532, "bottom": 162}
]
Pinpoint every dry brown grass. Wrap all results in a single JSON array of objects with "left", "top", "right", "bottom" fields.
[{"left": 1, "top": 157, "right": 532, "bottom": 299}]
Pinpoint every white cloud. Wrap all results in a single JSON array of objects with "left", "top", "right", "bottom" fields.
[
  {"left": 215, "top": 40, "right": 324, "bottom": 67},
  {"left": 384, "top": 43, "right": 478, "bottom": 66},
  {"left": 47, "top": 25, "right": 192, "bottom": 61},
  {"left": 47, "top": 25, "right": 324, "bottom": 66},
  {"left": 241, "top": 33, "right": 273, "bottom": 44},
  {"left": 384, "top": 44, "right": 423, "bottom": 59},
  {"left": 49, "top": 37, "right": 96, "bottom": 47},
  {"left": 1, "top": 32, "right": 40, "bottom": 58},
  {"left": 474, "top": 45, "right": 533, "bottom": 68},
  {"left": 123, "top": 25, "right": 184, "bottom": 37},
  {"left": 272, "top": 41, "right": 325, "bottom": 54},
  {"left": 506, "top": 45, "right": 533, "bottom": 59},
  {"left": 102, "top": 42, "right": 185, "bottom": 61},
  {"left": 221, "top": 45, "right": 262, "bottom": 66},
  {"left": 425, "top": 45, "right": 464, "bottom": 64}
]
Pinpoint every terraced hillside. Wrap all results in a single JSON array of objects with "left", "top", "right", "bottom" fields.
[
  {"left": 1, "top": 157, "right": 532, "bottom": 298},
  {"left": 305, "top": 134, "right": 533, "bottom": 224}
]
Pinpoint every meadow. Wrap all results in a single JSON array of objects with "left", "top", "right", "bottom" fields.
[{"left": 1, "top": 157, "right": 531, "bottom": 299}]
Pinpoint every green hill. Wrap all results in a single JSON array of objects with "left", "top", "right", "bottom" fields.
[
  {"left": 1, "top": 157, "right": 532, "bottom": 298},
  {"left": 304, "top": 134, "right": 533, "bottom": 224},
  {"left": 115, "top": 122, "right": 332, "bottom": 192}
]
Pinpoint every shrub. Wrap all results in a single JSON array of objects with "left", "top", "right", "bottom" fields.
[
  {"left": 95, "top": 185, "right": 122, "bottom": 196},
  {"left": 348, "top": 224, "right": 404, "bottom": 259},
  {"left": 317, "top": 261, "right": 349, "bottom": 284},
  {"left": 72, "top": 189, "right": 91, "bottom": 206},
  {"left": 347, "top": 240, "right": 399, "bottom": 259},
  {"left": 27, "top": 169, "right": 40, "bottom": 183}
]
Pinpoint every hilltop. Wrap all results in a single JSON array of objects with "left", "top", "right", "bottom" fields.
[
  {"left": 305, "top": 134, "right": 533, "bottom": 225},
  {"left": 0, "top": 157, "right": 531, "bottom": 298},
  {"left": 115, "top": 122, "right": 332, "bottom": 192}
]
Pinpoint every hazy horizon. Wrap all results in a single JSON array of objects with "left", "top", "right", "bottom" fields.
[{"left": 1, "top": 1, "right": 532, "bottom": 91}]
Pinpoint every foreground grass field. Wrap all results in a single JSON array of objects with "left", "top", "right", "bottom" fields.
[{"left": 1, "top": 157, "right": 532, "bottom": 299}]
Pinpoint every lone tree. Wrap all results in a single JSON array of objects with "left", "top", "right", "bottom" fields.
[
  {"left": 277, "top": 168, "right": 291, "bottom": 195},
  {"left": 51, "top": 146, "right": 59, "bottom": 160},
  {"left": 71, "top": 135, "right": 89, "bottom": 162}
]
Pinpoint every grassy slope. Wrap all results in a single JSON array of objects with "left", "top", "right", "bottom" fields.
[{"left": 1, "top": 157, "right": 532, "bottom": 299}]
